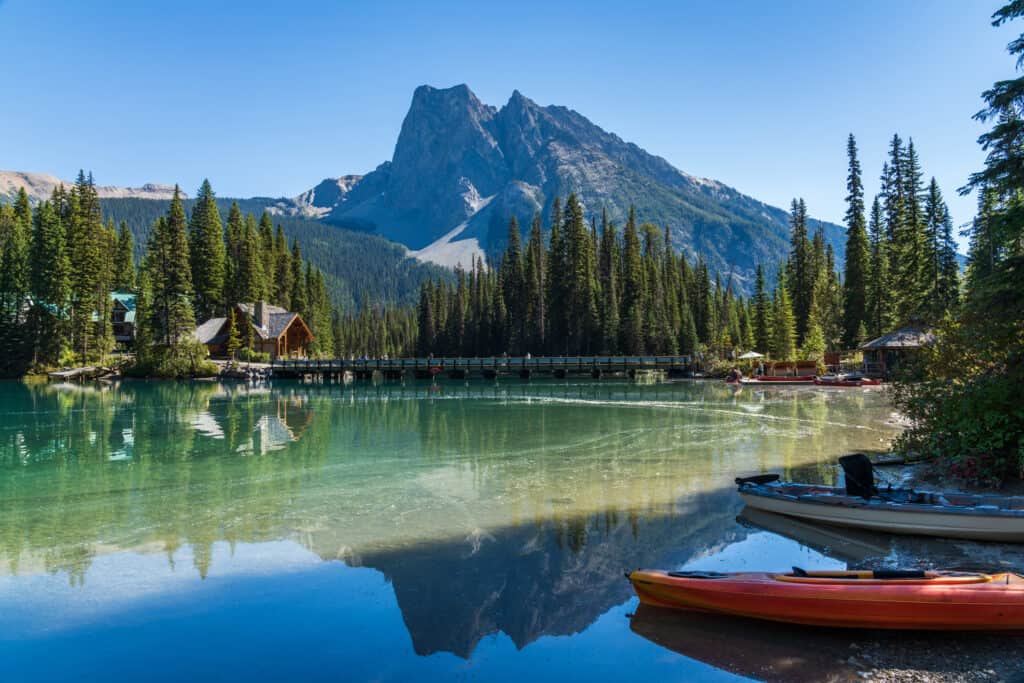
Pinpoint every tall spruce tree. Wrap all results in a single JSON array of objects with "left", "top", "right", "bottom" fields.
[
  {"left": 523, "top": 213, "right": 546, "bottom": 353},
  {"left": 188, "top": 179, "right": 227, "bottom": 319},
  {"left": 842, "top": 134, "right": 870, "bottom": 347},
  {"left": 619, "top": 207, "right": 646, "bottom": 354},
  {"left": 597, "top": 210, "right": 619, "bottom": 353},
  {"left": 562, "top": 194, "right": 598, "bottom": 354},
  {"left": 753, "top": 263, "right": 772, "bottom": 352},
  {"left": 113, "top": 221, "right": 135, "bottom": 291},
  {"left": 501, "top": 216, "right": 526, "bottom": 354},
  {"left": 29, "top": 200, "right": 70, "bottom": 364},
  {"left": 142, "top": 187, "right": 195, "bottom": 346},
  {"left": 771, "top": 269, "right": 797, "bottom": 360},
  {"left": 866, "top": 196, "right": 894, "bottom": 337},
  {"left": 787, "top": 198, "right": 814, "bottom": 344}
]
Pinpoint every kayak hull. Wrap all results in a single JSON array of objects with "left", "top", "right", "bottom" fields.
[
  {"left": 629, "top": 570, "right": 1024, "bottom": 630},
  {"left": 738, "top": 485, "right": 1024, "bottom": 542}
]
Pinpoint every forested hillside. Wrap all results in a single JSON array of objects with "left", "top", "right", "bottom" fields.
[{"left": 100, "top": 197, "right": 449, "bottom": 311}]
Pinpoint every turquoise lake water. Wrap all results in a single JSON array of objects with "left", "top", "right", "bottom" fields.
[{"left": 0, "top": 378, "right": 1016, "bottom": 682}]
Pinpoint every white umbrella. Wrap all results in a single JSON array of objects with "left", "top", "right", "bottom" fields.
[{"left": 738, "top": 351, "right": 764, "bottom": 360}]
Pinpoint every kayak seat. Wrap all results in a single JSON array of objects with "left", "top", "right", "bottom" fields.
[
  {"left": 735, "top": 474, "right": 780, "bottom": 487},
  {"left": 791, "top": 566, "right": 928, "bottom": 580},
  {"left": 839, "top": 453, "right": 878, "bottom": 500},
  {"left": 667, "top": 571, "right": 730, "bottom": 579}
]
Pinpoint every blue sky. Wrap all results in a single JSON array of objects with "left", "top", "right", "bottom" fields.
[{"left": 0, "top": 1, "right": 1016, "bottom": 248}]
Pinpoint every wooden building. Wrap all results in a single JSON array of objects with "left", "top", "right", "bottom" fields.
[
  {"left": 195, "top": 301, "right": 314, "bottom": 359},
  {"left": 859, "top": 324, "right": 935, "bottom": 378}
]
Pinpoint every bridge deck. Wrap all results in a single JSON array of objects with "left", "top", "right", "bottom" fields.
[{"left": 271, "top": 355, "right": 692, "bottom": 377}]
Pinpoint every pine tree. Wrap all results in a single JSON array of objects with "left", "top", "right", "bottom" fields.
[
  {"left": 597, "top": 211, "right": 620, "bottom": 353},
  {"left": 842, "top": 134, "right": 870, "bottom": 347},
  {"left": 753, "top": 263, "right": 772, "bottom": 352},
  {"left": 545, "top": 198, "right": 566, "bottom": 353},
  {"left": 787, "top": 198, "right": 814, "bottom": 344},
  {"left": 771, "top": 269, "right": 797, "bottom": 360},
  {"left": 501, "top": 216, "right": 526, "bottom": 354},
  {"left": 113, "top": 221, "right": 135, "bottom": 291},
  {"left": 273, "top": 225, "right": 291, "bottom": 308},
  {"left": 894, "top": 139, "right": 928, "bottom": 319},
  {"left": 258, "top": 212, "right": 275, "bottom": 299},
  {"left": 226, "top": 308, "right": 242, "bottom": 360},
  {"left": 188, "top": 179, "right": 227, "bottom": 319},
  {"left": 29, "top": 200, "right": 70, "bottom": 364},
  {"left": 523, "top": 212, "right": 546, "bottom": 354},
  {"left": 0, "top": 188, "right": 31, "bottom": 325},
  {"left": 866, "top": 196, "right": 894, "bottom": 338},
  {"left": 142, "top": 187, "right": 195, "bottom": 346},
  {"left": 563, "top": 194, "right": 599, "bottom": 354},
  {"left": 619, "top": 206, "right": 646, "bottom": 354},
  {"left": 67, "top": 171, "right": 104, "bottom": 359},
  {"left": 289, "top": 239, "right": 305, "bottom": 316}
]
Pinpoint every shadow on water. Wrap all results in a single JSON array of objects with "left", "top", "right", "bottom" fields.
[{"left": 332, "top": 487, "right": 746, "bottom": 658}]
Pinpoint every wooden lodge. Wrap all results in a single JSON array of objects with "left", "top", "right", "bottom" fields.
[
  {"left": 195, "top": 301, "right": 314, "bottom": 359},
  {"left": 859, "top": 324, "right": 934, "bottom": 378}
]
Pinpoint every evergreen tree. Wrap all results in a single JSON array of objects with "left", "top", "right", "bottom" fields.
[
  {"left": 289, "top": 239, "right": 306, "bottom": 316},
  {"left": 142, "top": 187, "right": 195, "bottom": 346},
  {"left": 545, "top": 198, "right": 566, "bottom": 353},
  {"left": 29, "top": 200, "right": 70, "bottom": 364},
  {"left": 787, "top": 198, "right": 814, "bottom": 344},
  {"left": 597, "top": 211, "right": 620, "bottom": 353},
  {"left": 113, "top": 221, "right": 135, "bottom": 291},
  {"left": 842, "top": 134, "right": 870, "bottom": 347},
  {"left": 188, "top": 179, "right": 227, "bottom": 319},
  {"left": 273, "top": 225, "right": 291, "bottom": 308},
  {"left": 753, "top": 263, "right": 772, "bottom": 352},
  {"left": 866, "top": 196, "right": 894, "bottom": 337},
  {"left": 0, "top": 188, "right": 31, "bottom": 325},
  {"left": 501, "top": 216, "right": 526, "bottom": 354},
  {"left": 771, "top": 269, "right": 797, "bottom": 360},
  {"left": 619, "top": 206, "right": 645, "bottom": 354},
  {"left": 67, "top": 172, "right": 104, "bottom": 359},
  {"left": 524, "top": 212, "right": 546, "bottom": 354},
  {"left": 563, "top": 194, "right": 599, "bottom": 354},
  {"left": 894, "top": 139, "right": 928, "bottom": 319},
  {"left": 226, "top": 309, "right": 242, "bottom": 360}
]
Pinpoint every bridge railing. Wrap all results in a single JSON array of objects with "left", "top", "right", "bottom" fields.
[{"left": 270, "top": 355, "right": 692, "bottom": 371}]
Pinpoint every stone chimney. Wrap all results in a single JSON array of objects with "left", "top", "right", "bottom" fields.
[{"left": 255, "top": 301, "right": 270, "bottom": 331}]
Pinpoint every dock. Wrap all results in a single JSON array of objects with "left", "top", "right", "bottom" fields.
[
  {"left": 270, "top": 355, "right": 693, "bottom": 381},
  {"left": 47, "top": 366, "right": 105, "bottom": 382}
]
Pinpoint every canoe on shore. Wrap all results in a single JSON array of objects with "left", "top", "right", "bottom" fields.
[
  {"left": 628, "top": 569, "right": 1024, "bottom": 630},
  {"left": 738, "top": 377, "right": 816, "bottom": 386},
  {"left": 736, "top": 477, "right": 1024, "bottom": 542},
  {"left": 814, "top": 374, "right": 882, "bottom": 387}
]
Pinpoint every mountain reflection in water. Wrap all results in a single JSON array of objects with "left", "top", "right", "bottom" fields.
[{"left": 0, "top": 378, "right": 910, "bottom": 681}]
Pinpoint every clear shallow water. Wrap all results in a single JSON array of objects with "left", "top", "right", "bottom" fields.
[{"left": 0, "top": 379, "right": 1016, "bottom": 682}]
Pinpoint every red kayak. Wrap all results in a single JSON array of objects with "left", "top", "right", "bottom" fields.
[
  {"left": 629, "top": 568, "right": 1024, "bottom": 630},
  {"left": 754, "top": 375, "right": 816, "bottom": 382}
]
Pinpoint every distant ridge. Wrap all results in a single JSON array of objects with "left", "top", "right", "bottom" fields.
[{"left": 0, "top": 170, "right": 184, "bottom": 202}]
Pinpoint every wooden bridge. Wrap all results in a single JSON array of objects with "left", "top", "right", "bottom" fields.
[{"left": 270, "top": 355, "right": 693, "bottom": 381}]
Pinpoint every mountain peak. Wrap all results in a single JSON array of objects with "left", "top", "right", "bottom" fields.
[{"left": 311, "top": 84, "right": 846, "bottom": 280}]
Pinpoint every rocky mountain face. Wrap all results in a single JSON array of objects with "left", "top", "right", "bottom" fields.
[
  {"left": 298, "top": 84, "right": 845, "bottom": 282},
  {"left": 0, "top": 170, "right": 183, "bottom": 203}
]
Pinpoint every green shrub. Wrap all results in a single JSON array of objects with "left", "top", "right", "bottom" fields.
[
  {"left": 238, "top": 347, "right": 270, "bottom": 363},
  {"left": 892, "top": 320, "right": 1024, "bottom": 487},
  {"left": 127, "top": 340, "right": 219, "bottom": 379}
]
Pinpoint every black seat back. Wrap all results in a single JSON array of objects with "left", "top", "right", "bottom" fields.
[{"left": 839, "top": 453, "right": 876, "bottom": 500}]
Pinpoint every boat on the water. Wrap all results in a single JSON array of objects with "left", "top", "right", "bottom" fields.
[
  {"left": 814, "top": 373, "right": 881, "bottom": 387},
  {"left": 736, "top": 455, "right": 1024, "bottom": 542},
  {"left": 627, "top": 568, "right": 1024, "bottom": 629},
  {"left": 738, "top": 376, "right": 816, "bottom": 386}
]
